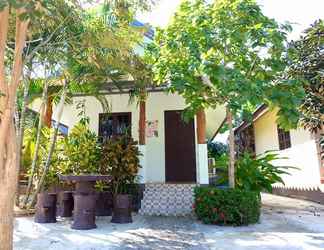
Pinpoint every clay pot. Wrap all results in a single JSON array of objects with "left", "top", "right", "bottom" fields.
[
  {"left": 57, "top": 191, "right": 74, "bottom": 217},
  {"left": 34, "top": 193, "right": 57, "bottom": 223},
  {"left": 111, "top": 194, "right": 132, "bottom": 224},
  {"left": 72, "top": 193, "right": 96, "bottom": 230},
  {"left": 95, "top": 191, "right": 113, "bottom": 216}
]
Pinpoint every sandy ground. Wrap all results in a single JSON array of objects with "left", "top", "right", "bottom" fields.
[{"left": 13, "top": 193, "right": 324, "bottom": 250}]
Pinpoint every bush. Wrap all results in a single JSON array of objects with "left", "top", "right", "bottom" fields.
[
  {"left": 207, "top": 141, "right": 228, "bottom": 160},
  {"left": 23, "top": 127, "right": 63, "bottom": 190},
  {"left": 61, "top": 122, "right": 102, "bottom": 175},
  {"left": 215, "top": 152, "right": 295, "bottom": 193},
  {"left": 100, "top": 134, "right": 141, "bottom": 195},
  {"left": 194, "top": 187, "right": 261, "bottom": 226}
]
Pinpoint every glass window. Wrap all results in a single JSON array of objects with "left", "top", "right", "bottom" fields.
[
  {"left": 52, "top": 120, "right": 69, "bottom": 136},
  {"left": 99, "top": 112, "right": 131, "bottom": 142},
  {"left": 277, "top": 125, "right": 291, "bottom": 150}
]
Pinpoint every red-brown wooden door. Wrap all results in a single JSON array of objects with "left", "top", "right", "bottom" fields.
[{"left": 164, "top": 110, "right": 196, "bottom": 183}]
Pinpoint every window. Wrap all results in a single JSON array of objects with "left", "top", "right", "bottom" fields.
[
  {"left": 51, "top": 120, "right": 69, "bottom": 136},
  {"left": 277, "top": 125, "right": 291, "bottom": 150},
  {"left": 98, "top": 112, "right": 131, "bottom": 142},
  {"left": 235, "top": 125, "right": 256, "bottom": 157}
]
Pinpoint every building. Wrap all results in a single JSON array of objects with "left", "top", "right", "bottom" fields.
[
  {"left": 235, "top": 105, "right": 324, "bottom": 203},
  {"left": 31, "top": 89, "right": 226, "bottom": 215}
]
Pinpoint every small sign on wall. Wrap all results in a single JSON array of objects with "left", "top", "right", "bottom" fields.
[{"left": 146, "top": 120, "right": 158, "bottom": 138}]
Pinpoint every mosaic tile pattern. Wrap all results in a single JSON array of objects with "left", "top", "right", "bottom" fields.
[{"left": 139, "top": 183, "right": 196, "bottom": 216}]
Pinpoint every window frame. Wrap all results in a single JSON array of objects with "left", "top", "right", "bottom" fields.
[
  {"left": 98, "top": 112, "right": 132, "bottom": 142},
  {"left": 277, "top": 125, "right": 291, "bottom": 150}
]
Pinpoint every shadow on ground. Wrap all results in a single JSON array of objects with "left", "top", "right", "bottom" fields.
[{"left": 13, "top": 193, "right": 324, "bottom": 250}]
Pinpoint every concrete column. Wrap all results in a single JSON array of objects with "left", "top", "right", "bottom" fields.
[
  {"left": 138, "top": 145, "right": 147, "bottom": 183},
  {"left": 196, "top": 109, "right": 209, "bottom": 185},
  {"left": 139, "top": 100, "right": 146, "bottom": 145},
  {"left": 197, "top": 144, "right": 209, "bottom": 184},
  {"left": 138, "top": 98, "right": 146, "bottom": 183}
]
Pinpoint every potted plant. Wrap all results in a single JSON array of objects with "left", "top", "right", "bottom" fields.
[
  {"left": 26, "top": 127, "right": 62, "bottom": 223},
  {"left": 61, "top": 122, "right": 115, "bottom": 219},
  {"left": 61, "top": 122, "right": 102, "bottom": 175},
  {"left": 101, "top": 134, "right": 141, "bottom": 223},
  {"left": 94, "top": 181, "right": 113, "bottom": 216}
]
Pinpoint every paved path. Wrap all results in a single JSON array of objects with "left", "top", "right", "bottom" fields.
[{"left": 13, "top": 193, "right": 324, "bottom": 250}]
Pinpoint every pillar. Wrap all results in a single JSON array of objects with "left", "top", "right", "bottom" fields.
[
  {"left": 138, "top": 100, "right": 147, "bottom": 183},
  {"left": 196, "top": 109, "right": 209, "bottom": 185}
]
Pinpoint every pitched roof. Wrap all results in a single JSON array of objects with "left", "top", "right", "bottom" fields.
[
  {"left": 234, "top": 104, "right": 269, "bottom": 134},
  {"left": 131, "top": 20, "right": 155, "bottom": 40}
]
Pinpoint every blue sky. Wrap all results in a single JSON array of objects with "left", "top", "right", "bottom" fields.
[{"left": 138, "top": 0, "right": 324, "bottom": 40}]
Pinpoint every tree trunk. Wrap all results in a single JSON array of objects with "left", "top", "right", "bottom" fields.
[
  {"left": 44, "top": 96, "right": 53, "bottom": 128},
  {"left": 15, "top": 75, "right": 30, "bottom": 206},
  {"left": 0, "top": 125, "right": 18, "bottom": 250},
  {"left": 0, "top": 6, "right": 29, "bottom": 250},
  {"left": 22, "top": 81, "right": 48, "bottom": 208},
  {"left": 227, "top": 107, "right": 235, "bottom": 188},
  {"left": 28, "top": 81, "right": 68, "bottom": 209}
]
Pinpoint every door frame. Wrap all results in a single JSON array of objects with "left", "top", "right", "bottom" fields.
[{"left": 164, "top": 110, "right": 197, "bottom": 183}]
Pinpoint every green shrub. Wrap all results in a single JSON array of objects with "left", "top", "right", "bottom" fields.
[
  {"left": 216, "top": 152, "right": 296, "bottom": 193},
  {"left": 194, "top": 187, "right": 261, "bottom": 226},
  {"left": 100, "top": 134, "right": 141, "bottom": 195},
  {"left": 23, "top": 127, "right": 64, "bottom": 190},
  {"left": 61, "top": 122, "right": 102, "bottom": 175}
]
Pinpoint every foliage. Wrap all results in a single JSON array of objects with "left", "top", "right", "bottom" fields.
[
  {"left": 207, "top": 141, "right": 228, "bottom": 160},
  {"left": 61, "top": 122, "right": 102, "bottom": 175},
  {"left": 286, "top": 20, "right": 324, "bottom": 133},
  {"left": 100, "top": 134, "right": 141, "bottom": 195},
  {"left": 22, "top": 127, "right": 63, "bottom": 190},
  {"left": 146, "top": 0, "right": 304, "bottom": 129},
  {"left": 320, "top": 134, "right": 324, "bottom": 160},
  {"left": 194, "top": 187, "right": 261, "bottom": 225},
  {"left": 216, "top": 152, "right": 295, "bottom": 193}
]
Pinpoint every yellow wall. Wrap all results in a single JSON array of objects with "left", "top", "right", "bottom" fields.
[
  {"left": 254, "top": 109, "right": 321, "bottom": 186},
  {"left": 254, "top": 110, "right": 279, "bottom": 154}
]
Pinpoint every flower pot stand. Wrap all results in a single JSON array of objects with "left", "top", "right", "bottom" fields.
[
  {"left": 111, "top": 194, "right": 132, "bottom": 224},
  {"left": 59, "top": 175, "right": 111, "bottom": 230},
  {"left": 57, "top": 191, "right": 74, "bottom": 217},
  {"left": 34, "top": 193, "right": 57, "bottom": 223}
]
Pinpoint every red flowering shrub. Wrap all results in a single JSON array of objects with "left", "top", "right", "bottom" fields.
[{"left": 194, "top": 187, "right": 260, "bottom": 226}]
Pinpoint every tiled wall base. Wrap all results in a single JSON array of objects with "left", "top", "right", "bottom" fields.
[{"left": 139, "top": 183, "right": 196, "bottom": 216}]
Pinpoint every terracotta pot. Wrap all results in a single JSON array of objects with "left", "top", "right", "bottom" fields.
[
  {"left": 57, "top": 191, "right": 74, "bottom": 217},
  {"left": 34, "top": 192, "right": 57, "bottom": 223},
  {"left": 72, "top": 193, "right": 96, "bottom": 230},
  {"left": 111, "top": 194, "right": 132, "bottom": 224},
  {"left": 95, "top": 191, "right": 113, "bottom": 216}
]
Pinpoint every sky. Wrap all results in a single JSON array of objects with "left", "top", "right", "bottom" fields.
[{"left": 139, "top": 0, "right": 324, "bottom": 40}]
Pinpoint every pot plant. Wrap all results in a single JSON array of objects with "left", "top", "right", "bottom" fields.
[
  {"left": 61, "top": 122, "right": 112, "bottom": 229},
  {"left": 94, "top": 181, "right": 113, "bottom": 216},
  {"left": 101, "top": 134, "right": 141, "bottom": 223},
  {"left": 61, "top": 122, "right": 102, "bottom": 175}
]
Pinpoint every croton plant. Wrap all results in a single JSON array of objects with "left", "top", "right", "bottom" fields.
[{"left": 100, "top": 134, "right": 141, "bottom": 196}]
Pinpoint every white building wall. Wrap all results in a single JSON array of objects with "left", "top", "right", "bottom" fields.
[
  {"left": 31, "top": 91, "right": 211, "bottom": 184},
  {"left": 254, "top": 110, "right": 321, "bottom": 187}
]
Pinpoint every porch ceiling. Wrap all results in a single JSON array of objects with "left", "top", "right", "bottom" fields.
[{"left": 205, "top": 105, "right": 226, "bottom": 141}]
